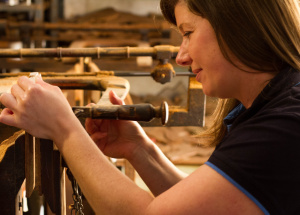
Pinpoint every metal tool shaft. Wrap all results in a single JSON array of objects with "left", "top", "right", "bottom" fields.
[{"left": 73, "top": 102, "right": 168, "bottom": 125}]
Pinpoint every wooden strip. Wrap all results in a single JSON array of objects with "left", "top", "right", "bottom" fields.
[
  {"left": 25, "top": 132, "right": 35, "bottom": 198},
  {"left": 60, "top": 167, "right": 66, "bottom": 215},
  {"left": 0, "top": 130, "right": 24, "bottom": 163},
  {"left": 0, "top": 46, "right": 179, "bottom": 59},
  {"left": 35, "top": 138, "right": 42, "bottom": 196}
]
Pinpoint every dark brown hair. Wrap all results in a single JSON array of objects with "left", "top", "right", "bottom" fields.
[
  {"left": 160, "top": 0, "right": 300, "bottom": 146},
  {"left": 161, "top": 0, "right": 300, "bottom": 71}
]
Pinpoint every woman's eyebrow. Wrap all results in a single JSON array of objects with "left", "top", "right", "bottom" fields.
[
  {"left": 178, "top": 23, "right": 193, "bottom": 32},
  {"left": 178, "top": 23, "right": 186, "bottom": 31}
]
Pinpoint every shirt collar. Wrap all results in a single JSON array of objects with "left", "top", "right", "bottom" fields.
[
  {"left": 223, "top": 66, "right": 300, "bottom": 132},
  {"left": 224, "top": 103, "right": 246, "bottom": 132}
]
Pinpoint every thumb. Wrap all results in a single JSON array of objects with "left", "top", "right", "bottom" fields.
[{"left": 109, "top": 90, "right": 125, "bottom": 105}]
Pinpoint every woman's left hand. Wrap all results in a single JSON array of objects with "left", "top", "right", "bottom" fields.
[{"left": 0, "top": 76, "right": 77, "bottom": 142}]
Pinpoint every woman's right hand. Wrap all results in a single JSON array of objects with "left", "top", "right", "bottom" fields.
[{"left": 85, "top": 90, "right": 152, "bottom": 160}]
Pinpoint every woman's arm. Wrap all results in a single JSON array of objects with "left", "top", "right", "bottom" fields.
[
  {"left": 55, "top": 117, "right": 154, "bottom": 214},
  {"left": 47, "top": 117, "right": 263, "bottom": 215},
  {"left": 0, "top": 76, "right": 264, "bottom": 215},
  {"left": 85, "top": 90, "right": 188, "bottom": 196},
  {"left": 127, "top": 137, "right": 188, "bottom": 196}
]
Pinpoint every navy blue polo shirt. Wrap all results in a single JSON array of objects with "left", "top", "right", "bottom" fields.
[{"left": 206, "top": 67, "right": 300, "bottom": 215}]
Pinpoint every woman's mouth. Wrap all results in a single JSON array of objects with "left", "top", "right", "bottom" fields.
[
  {"left": 192, "top": 69, "right": 202, "bottom": 74},
  {"left": 192, "top": 69, "right": 202, "bottom": 82}
]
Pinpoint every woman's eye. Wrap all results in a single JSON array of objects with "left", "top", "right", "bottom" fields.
[{"left": 183, "top": 32, "right": 192, "bottom": 38}]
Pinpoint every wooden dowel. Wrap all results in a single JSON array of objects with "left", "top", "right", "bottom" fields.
[
  {"left": 1, "top": 21, "right": 169, "bottom": 32},
  {"left": 0, "top": 46, "right": 179, "bottom": 59}
]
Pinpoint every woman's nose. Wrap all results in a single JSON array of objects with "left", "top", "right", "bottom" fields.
[{"left": 176, "top": 42, "right": 192, "bottom": 66}]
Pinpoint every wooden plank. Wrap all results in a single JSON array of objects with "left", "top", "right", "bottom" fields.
[
  {"left": 25, "top": 133, "right": 35, "bottom": 198},
  {"left": 40, "top": 139, "right": 62, "bottom": 214},
  {"left": 0, "top": 125, "right": 25, "bottom": 215},
  {"left": 60, "top": 167, "right": 66, "bottom": 215},
  {"left": 35, "top": 138, "right": 42, "bottom": 195}
]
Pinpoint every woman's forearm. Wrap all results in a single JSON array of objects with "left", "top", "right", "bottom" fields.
[
  {"left": 55, "top": 120, "right": 153, "bottom": 214},
  {"left": 128, "top": 139, "right": 188, "bottom": 196}
]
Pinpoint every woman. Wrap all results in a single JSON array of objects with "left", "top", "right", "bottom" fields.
[{"left": 1, "top": 0, "right": 300, "bottom": 214}]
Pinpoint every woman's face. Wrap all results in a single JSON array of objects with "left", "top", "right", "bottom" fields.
[{"left": 175, "top": 2, "right": 242, "bottom": 98}]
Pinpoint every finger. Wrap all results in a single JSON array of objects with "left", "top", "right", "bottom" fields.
[
  {"left": 10, "top": 84, "right": 26, "bottom": 103},
  {"left": 109, "top": 90, "right": 125, "bottom": 105},
  {"left": 17, "top": 76, "right": 35, "bottom": 91},
  {"left": 91, "top": 132, "right": 108, "bottom": 141},
  {"left": 1, "top": 107, "right": 14, "bottom": 115},
  {"left": 0, "top": 93, "right": 17, "bottom": 111},
  {"left": 0, "top": 108, "right": 17, "bottom": 127},
  {"left": 86, "top": 103, "right": 96, "bottom": 107},
  {"left": 84, "top": 103, "right": 97, "bottom": 134},
  {"left": 85, "top": 118, "right": 101, "bottom": 135}
]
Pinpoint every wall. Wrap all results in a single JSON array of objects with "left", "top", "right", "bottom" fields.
[{"left": 64, "top": 0, "right": 161, "bottom": 19}]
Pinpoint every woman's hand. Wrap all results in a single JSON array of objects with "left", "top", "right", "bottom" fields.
[
  {"left": 85, "top": 90, "right": 151, "bottom": 160},
  {"left": 0, "top": 76, "right": 77, "bottom": 142}
]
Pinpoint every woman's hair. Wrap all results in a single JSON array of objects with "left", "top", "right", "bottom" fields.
[{"left": 160, "top": 0, "right": 300, "bottom": 146}]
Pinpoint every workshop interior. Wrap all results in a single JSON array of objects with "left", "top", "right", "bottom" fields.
[{"left": 0, "top": 0, "right": 216, "bottom": 214}]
